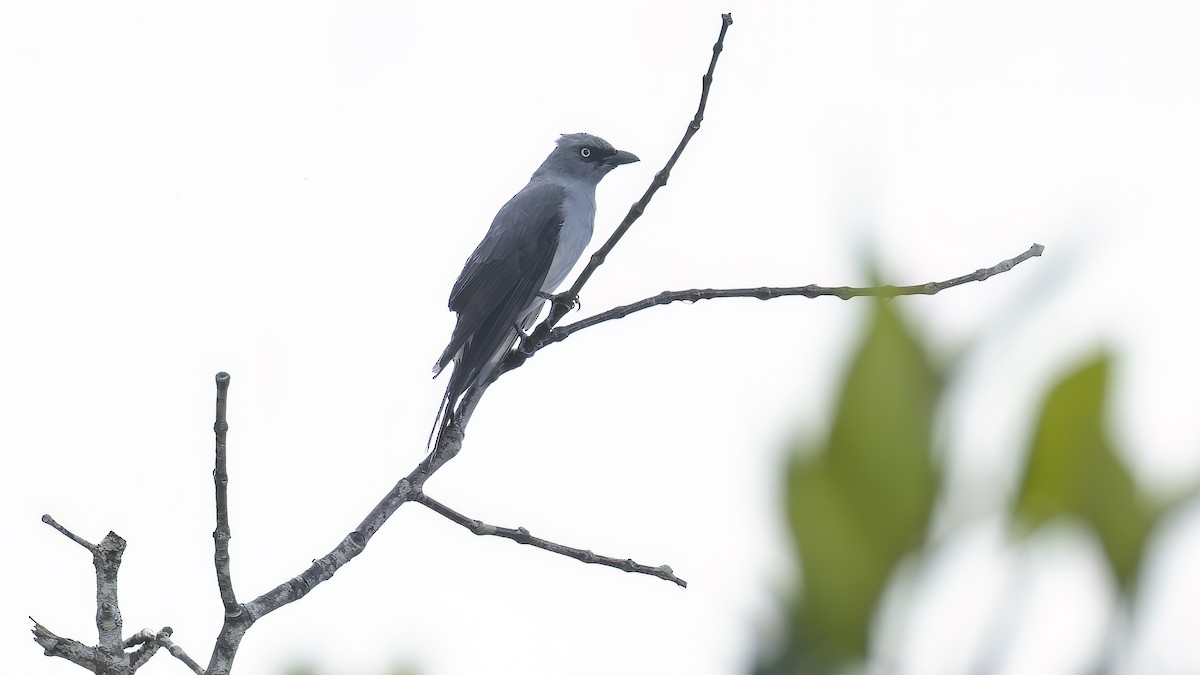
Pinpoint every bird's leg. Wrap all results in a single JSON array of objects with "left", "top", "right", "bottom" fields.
[
  {"left": 535, "top": 290, "right": 581, "bottom": 312},
  {"left": 513, "top": 321, "right": 537, "bottom": 358}
]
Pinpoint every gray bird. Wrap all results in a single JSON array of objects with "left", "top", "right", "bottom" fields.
[{"left": 431, "top": 133, "right": 639, "bottom": 446}]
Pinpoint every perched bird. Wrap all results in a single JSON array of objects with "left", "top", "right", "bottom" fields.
[{"left": 431, "top": 133, "right": 639, "bottom": 446}]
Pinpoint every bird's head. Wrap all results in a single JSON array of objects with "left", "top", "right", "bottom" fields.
[{"left": 533, "top": 132, "right": 640, "bottom": 183}]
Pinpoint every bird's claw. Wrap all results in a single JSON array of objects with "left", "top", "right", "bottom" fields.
[{"left": 551, "top": 292, "right": 581, "bottom": 312}]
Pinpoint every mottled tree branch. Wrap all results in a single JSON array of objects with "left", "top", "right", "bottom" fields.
[
  {"left": 31, "top": 618, "right": 95, "bottom": 672},
  {"left": 126, "top": 628, "right": 205, "bottom": 674},
  {"left": 32, "top": 519, "right": 202, "bottom": 674}
]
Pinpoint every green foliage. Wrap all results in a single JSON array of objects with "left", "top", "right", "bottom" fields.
[
  {"left": 764, "top": 300, "right": 940, "bottom": 673},
  {"left": 1013, "top": 354, "right": 1157, "bottom": 586},
  {"left": 759, "top": 307, "right": 1192, "bottom": 674}
]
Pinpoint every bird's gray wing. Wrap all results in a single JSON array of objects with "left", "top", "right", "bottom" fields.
[{"left": 435, "top": 181, "right": 567, "bottom": 392}]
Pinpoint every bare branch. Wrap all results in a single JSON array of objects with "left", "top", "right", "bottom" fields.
[
  {"left": 238, "top": 423, "right": 467, "bottom": 620},
  {"left": 531, "top": 243, "right": 1046, "bottom": 351},
  {"left": 41, "top": 513, "right": 96, "bottom": 553},
  {"left": 125, "top": 630, "right": 161, "bottom": 671},
  {"left": 204, "top": 371, "right": 249, "bottom": 674},
  {"left": 30, "top": 619, "right": 96, "bottom": 671},
  {"left": 159, "top": 634, "right": 205, "bottom": 674},
  {"left": 31, "top": 526, "right": 130, "bottom": 673},
  {"left": 213, "top": 371, "right": 238, "bottom": 615},
  {"left": 159, "top": 635, "right": 205, "bottom": 674},
  {"left": 92, "top": 532, "right": 127, "bottom": 649},
  {"left": 126, "top": 628, "right": 205, "bottom": 674},
  {"left": 414, "top": 491, "right": 687, "bottom": 588},
  {"left": 513, "top": 13, "right": 735, "bottom": 366}
]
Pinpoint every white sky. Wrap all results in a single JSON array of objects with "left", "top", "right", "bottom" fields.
[{"left": 3, "top": 2, "right": 1200, "bottom": 674}]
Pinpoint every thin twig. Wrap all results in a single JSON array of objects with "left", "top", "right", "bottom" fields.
[
  {"left": 511, "top": 13, "right": 735, "bottom": 369},
  {"left": 413, "top": 491, "right": 687, "bottom": 588},
  {"left": 531, "top": 243, "right": 1045, "bottom": 350},
  {"left": 126, "top": 629, "right": 161, "bottom": 671},
  {"left": 41, "top": 514, "right": 96, "bottom": 552},
  {"left": 123, "top": 629, "right": 156, "bottom": 649},
  {"left": 559, "top": 13, "right": 733, "bottom": 303},
  {"left": 158, "top": 634, "right": 205, "bottom": 675},
  {"left": 125, "top": 628, "right": 204, "bottom": 675},
  {"left": 213, "top": 371, "right": 238, "bottom": 616},
  {"left": 205, "top": 371, "right": 254, "bottom": 675},
  {"left": 126, "top": 627, "right": 205, "bottom": 674}
]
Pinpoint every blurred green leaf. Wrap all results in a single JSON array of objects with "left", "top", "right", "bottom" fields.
[
  {"left": 1014, "top": 354, "right": 1155, "bottom": 585},
  {"left": 763, "top": 300, "right": 940, "bottom": 673}
]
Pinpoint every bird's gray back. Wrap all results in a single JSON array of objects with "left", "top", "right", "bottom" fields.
[
  {"left": 435, "top": 180, "right": 568, "bottom": 380},
  {"left": 448, "top": 180, "right": 567, "bottom": 312}
]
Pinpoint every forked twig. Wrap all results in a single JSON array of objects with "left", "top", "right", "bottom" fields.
[{"left": 32, "top": 520, "right": 203, "bottom": 674}]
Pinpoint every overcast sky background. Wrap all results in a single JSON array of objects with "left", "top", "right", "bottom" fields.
[{"left": 4, "top": 2, "right": 1200, "bottom": 674}]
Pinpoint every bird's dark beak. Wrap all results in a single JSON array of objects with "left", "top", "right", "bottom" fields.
[{"left": 608, "top": 149, "right": 640, "bottom": 166}]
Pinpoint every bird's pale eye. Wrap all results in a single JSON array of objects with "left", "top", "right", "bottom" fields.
[{"left": 580, "top": 147, "right": 591, "bottom": 158}]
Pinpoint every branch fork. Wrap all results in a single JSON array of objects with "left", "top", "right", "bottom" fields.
[{"left": 32, "top": 517, "right": 205, "bottom": 675}]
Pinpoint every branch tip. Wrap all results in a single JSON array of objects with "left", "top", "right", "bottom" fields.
[{"left": 41, "top": 514, "right": 96, "bottom": 551}]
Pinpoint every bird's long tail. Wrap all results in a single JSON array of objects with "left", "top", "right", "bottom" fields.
[
  {"left": 426, "top": 386, "right": 454, "bottom": 451},
  {"left": 429, "top": 353, "right": 474, "bottom": 452},
  {"left": 429, "top": 318, "right": 523, "bottom": 452}
]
